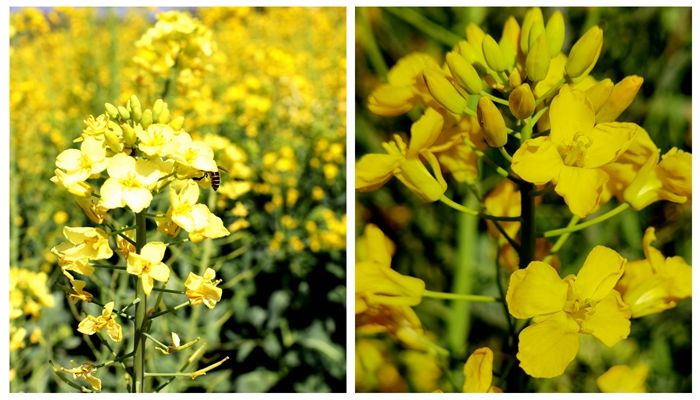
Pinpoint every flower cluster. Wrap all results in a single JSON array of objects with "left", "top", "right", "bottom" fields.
[{"left": 356, "top": 7, "right": 691, "bottom": 392}]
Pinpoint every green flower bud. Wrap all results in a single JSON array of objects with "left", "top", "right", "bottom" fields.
[
  {"left": 158, "top": 106, "right": 171, "bottom": 124},
  {"left": 565, "top": 26, "right": 604, "bottom": 80},
  {"left": 477, "top": 97, "right": 507, "bottom": 147},
  {"left": 526, "top": 34, "right": 551, "bottom": 82},
  {"left": 446, "top": 52, "right": 482, "bottom": 94},
  {"left": 170, "top": 115, "right": 185, "bottom": 131},
  {"left": 140, "top": 109, "right": 153, "bottom": 128},
  {"left": 520, "top": 7, "right": 544, "bottom": 54},
  {"left": 129, "top": 95, "right": 142, "bottom": 123},
  {"left": 545, "top": 11, "right": 565, "bottom": 57},
  {"left": 482, "top": 34, "right": 506, "bottom": 72},
  {"left": 122, "top": 123, "right": 136, "bottom": 146},
  {"left": 105, "top": 103, "right": 119, "bottom": 119},
  {"left": 509, "top": 83, "right": 536, "bottom": 120},
  {"left": 152, "top": 99, "right": 165, "bottom": 121},
  {"left": 422, "top": 68, "right": 467, "bottom": 115},
  {"left": 597, "top": 75, "right": 643, "bottom": 123},
  {"left": 117, "top": 105, "right": 130, "bottom": 120}
]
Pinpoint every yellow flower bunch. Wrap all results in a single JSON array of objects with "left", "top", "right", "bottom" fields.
[{"left": 357, "top": 7, "right": 690, "bottom": 392}]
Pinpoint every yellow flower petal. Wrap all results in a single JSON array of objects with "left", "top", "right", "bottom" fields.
[
  {"left": 141, "top": 242, "right": 166, "bottom": 264},
  {"left": 511, "top": 137, "right": 563, "bottom": 185},
  {"left": 554, "top": 165, "right": 608, "bottom": 217},
  {"left": 581, "top": 122, "right": 638, "bottom": 168},
  {"left": 123, "top": 187, "right": 153, "bottom": 214},
  {"left": 141, "top": 274, "right": 154, "bottom": 296},
  {"left": 149, "top": 262, "right": 170, "bottom": 283},
  {"left": 356, "top": 261, "right": 425, "bottom": 307},
  {"left": 361, "top": 224, "right": 394, "bottom": 267},
  {"left": 506, "top": 261, "right": 568, "bottom": 319},
  {"left": 517, "top": 312, "right": 580, "bottom": 378},
  {"left": 408, "top": 107, "right": 443, "bottom": 156},
  {"left": 597, "top": 364, "right": 648, "bottom": 393},
  {"left": 394, "top": 158, "right": 446, "bottom": 202},
  {"left": 581, "top": 291, "right": 631, "bottom": 347},
  {"left": 368, "top": 84, "right": 416, "bottom": 116},
  {"left": 355, "top": 154, "right": 400, "bottom": 192},
  {"left": 549, "top": 87, "right": 595, "bottom": 146},
  {"left": 463, "top": 347, "right": 493, "bottom": 393},
  {"left": 574, "top": 245, "right": 626, "bottom": 302}
]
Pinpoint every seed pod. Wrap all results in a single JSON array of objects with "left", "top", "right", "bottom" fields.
[
  {"left": 545, "top": 11, "right": 565, "bottom": 57},
  {"left": 482, "top": 34, "right": 506, "bottom": 72},
  {"left": 520, "top": 7, "right": 544, "bottom": 54},
  {"left": 477, "top": 97, "right": 507, "bottom": 147},
  {"left": 129, "top": 95, "right": 142, "bottom": 122},
  {"left": 422, "top": 68, "right": 467, "bottom": 115},
  {"left": 597, "top": 75, "right": 644, "bottom": 123},
  {"left": 509, "top": 83, "right": 535, "bottom": 120},
  {"left": 565, "top": 26, "right": 604, "bottom": 80},
  {"left": 446, "top": 52, "right": 482, "bottom": 94},
  {"left": 526, "top": 34, "right": 551, "bottom": 82},
  {"left": 105, "top": 103, "right": 119, "bottom": 119}
]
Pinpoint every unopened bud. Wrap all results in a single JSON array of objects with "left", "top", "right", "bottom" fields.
[
  {"left": 501, "top": 16, "right": 520, "bottom": 56},
  {"left": 446, "top": 52, "right": 482, "bottom": 94},
  {"left": 422, "top": 68, "right": 467, "bottom": 114},
  {"left": 508, "top": 69, "right": 523, "bottom": 88},
  {"left": 152, "top": 99, "right": 165, "bottom": 121},
  {"left": 520, "top": 7, "right": 545, "bottom": 54},
  {"left": 585, "top": 79, "right": 613, "bottom": 112},
  {"left": 477, "top": 97, "right": 507, "bottom": 147},
  {"left": 117, "top": 105, "right": 130, "bottom": 120},
  {"left": 509, "top": 83, "right": 535, "bottom": 120},
  {"left": 122, "top": 123, "right": 136, "bottom": 146},
  {"left": 105, "top": 103, "right": 119, "bottom": 119},
  {"left": 597, "top": 75, "right": 643, "bottom": 123},
  {"left": 158, "top": 104, "right": 171, "bottom": 124},
  {"left": 129, "top": 95, "right": 142, "bottom": 122},
  {"left": 565, "top": 26, "right": 603, "bottom": 80},
  {"left": 169, "top": 115, "right": 185, "bottom": 131},
  {"left": 526, "top": 34, "right": 551, "bottom": 82},
  {"left": 482, "top": 34, "right": 506, "bottom": 72},
  {"left": 140, "top": 109, "right": 153, "bottom": 128},
  {"left": 545, "top": 11, "right": 565, "bottom": 57}
]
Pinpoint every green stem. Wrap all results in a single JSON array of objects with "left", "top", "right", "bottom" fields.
[
  {"left": 151, "top": 287, "right": 185, "bottom": 294},
  {"left": 133, "top": 211, "right": 148, "bottom": 393},
  {"left": 143, "top": 332, "right": 169, "bottom": 350},
  {"left": 384, "top": 7, "right": 462, "bottom": 47},
  {"left": 424, "top": 290, "right": 499, "bottom": 303},
  {"left": 358, "top": 8, "right": 388, "bottom": 78},
  {"left": 148, "top": 301, "right": 190, "bottom": 320},
  {"left": 439, "top": 195, "right": 521, "bottom": 222},
  {"left": 543, "top": 216, "right": 581, "bottom": 264},
  {"left": 543, "top": 204, "right": 630, "bottom": 238},
  {"left": 498, "top": 146, "right": 513, "bottom": 162},
  {"left": 480, "top": 90, "right": 510, "bottom": 106},
  {"left": 91, "top": 264, "right": 127, "bottom": 270},
  {"left": 518, "top": 181, "right": 536, "bottom": 268},
  {"left": 145, "top": 372, "right": 192, "bottom": 377}
]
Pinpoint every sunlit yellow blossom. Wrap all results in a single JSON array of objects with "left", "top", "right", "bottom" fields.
[
  {"left": 506, "top": 246, "right": 631, "bottom": 378},
  {"left": 54, "top": 136, "right": 107, "bottom": 185},
  {"left": 356, "top": 107, "right": 447, "bottom": 202},
  {"left": 67, "top": 280, "right": 94, "bottom": 303},
  {"left": 616, "top": 227, "right": 692, "bottom": 317},
  {"left": 126, "top": 242, "right": 170, "bottom": 295},
  {"left": 51, "top": 168, "right": 93, "bottom": 197},
  {"left": 169, "top": 181, "right": 229, "bottom": 242},
  {"left": 61, "top": 363, "right": 102, "bottom": 391},
  {"left": 463, "top": 347, "right": 501, "bottom": 393},
  {"left": 623, "top": 147, "right": 691, "bottom": 210},
  {"left": 51, "top": 227, "right": 113, "bottom": 278},
  {"left": 100, "top": 153, "right": 161, "bottom": 213},
  {"left": 511, "top": 87, "right": 638, "bottom": 217},
  {"left": 78, "top": 301, "right": 123, "bottom": 342},
  {"left": 184, "top": 267, "right": 223, "bottom": 309},
  {"left": 10, "top": 326, "right": 27, "bottom": 352},
  {"left": 597, "top": 364, "right": 648, "bottom": 393},
  {"left": 168, "top": 132, "right": 218, "bottom": 173},
  {"left": 10, "top": 267, "right": 55, "bottom": 320},
  {"left": 356, "top": 224, "right": 425, "bottom": 313},
  {"left": 136, "top": 123, "right": 175, "bottom": 157}
]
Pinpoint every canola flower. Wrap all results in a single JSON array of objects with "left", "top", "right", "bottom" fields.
[{"left": 356, "top": 6, "right": 690, "bottom": 393}]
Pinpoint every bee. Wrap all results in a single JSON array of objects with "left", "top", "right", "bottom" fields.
[{"left": 194, "top": 166, "right": 228, "bottom": 191}]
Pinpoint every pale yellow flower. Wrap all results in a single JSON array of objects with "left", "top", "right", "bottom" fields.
[
  {"left": 184, "top": 268, "right": 223, "bottom": 309},
  {"left": 127, "top": 242, "right": 170, "bottom": 295}
]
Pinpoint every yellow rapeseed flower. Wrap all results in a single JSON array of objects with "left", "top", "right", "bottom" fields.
[
  {"left": 61, "top": 363, "right": 102, "bottom": 392},
  {"left": 51, "top": 227, "right": 113, "bottom": 279},
  {"left": 77, "top": 301, "right": 123, "bottom": 342},
  {"left": 127, "top": 242, "right": 170, "bottom": 295},
  {"left": 184, "top": 268, "right": 223, "bottom": 309},
  {"left": 506, "top": 245, "right": 631, "bottom": 378},
  {"left": 54, "top": 136, "right": 107, "bottom": 185},
  {"left": 511, "top": 87, "right": 638, "bottom": 217},
  {"left": 463, "top": 347, "right": 501, "bottom": 393},
  {"left": 100, "top": 153, "right": 161, "bottom": 213},
  {"left": 597, "top": 364, "right": 648, "bottom": 393}
]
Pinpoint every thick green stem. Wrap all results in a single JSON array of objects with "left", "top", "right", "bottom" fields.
[
  {"left": 446, "top": 193, "right": 479, "bottom": 356},
  {"left": 518, "top": 182, "right": 536, "bottom": 268},
  {"left": 133, "top": 211, "right": 148, "bottom": 393}
]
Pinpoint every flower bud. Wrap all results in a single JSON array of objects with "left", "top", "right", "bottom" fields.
[
  {"left": 565, "top": 26, "right": 603, "bottom": 80},
  {"left": 508, "top": 69, "right": 522, "bottom": 88},
  {"left": 129, "top": 95, "right": 142, "bottom": 122},
  {"left": 509, "top": 83, "right": 535, "bottom": 120},
  {"left": 117, "top": 105, "right": 130, "bottom": 120},
  {"left": 501, "top": 16, "right": 520, "bottom": 56},
  {"left": 545, "top": 11, "right": 565, "bottom": 57},
  {"left": 122, "top": 123, "right": 136, "bottom": 146},
  {"left": 140, "top": 109, "right": 153, "bottom": 128},
  {"left": 170, "top": 115, "right": 185, "bottom": 131},
  {"left": 584, "top": 79, "right": 613, "bottom": 112},
  {"left": 596, "top": 75, "right": 643, "bottom": 123},
  {"left": 368, "top": 84, "right": 416, "bottom": 116},
  {"left": 105, "top": 103, "right": 119, "bottom": 119},
  {"left": 482, "top": 34, "right": 506, "bottom": 72},
  {"left": 422, "top": 68, "right": 467, "bottom": 114},
  {"left": 158, "top": 104, "right": 171, "bottom": 124},
  {"left": 477, "top": 97, "right": 507, "bottom": 147},
  {"left": 520, "top": 7, "right": 544, "bottom": 54},
  {"left": 446, "top": 52, "right": 482, "bottom": 94},
  {"left": 152, "top": 99, "right": 165, "bottom": 121},
  {"left": 526, "top": 34, "right": 551, "bottom": 82}
]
